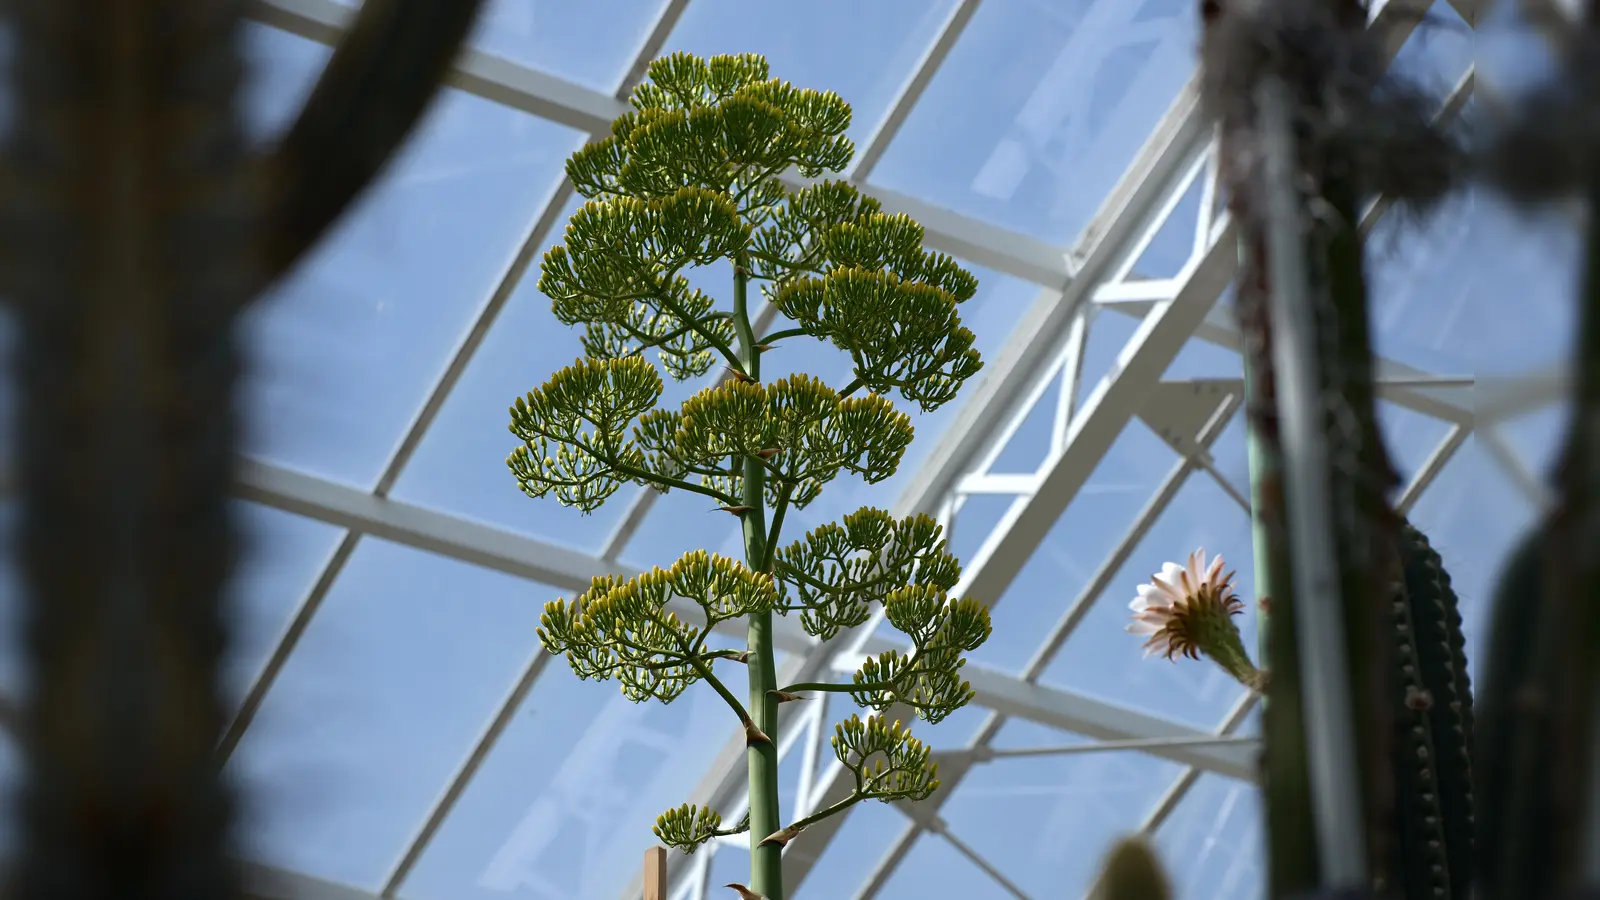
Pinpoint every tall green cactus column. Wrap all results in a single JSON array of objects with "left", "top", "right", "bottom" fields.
[
  {"left": 1243, "top": 306, "right": 1277, "bottom": 676},
  {"left": 1201, "top": 0, "right": 1478, "bottom": 893}
]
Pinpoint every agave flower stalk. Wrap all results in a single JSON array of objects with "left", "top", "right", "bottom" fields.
[{"left": 510, "top": 53, "right": 993, "bottom": 900}]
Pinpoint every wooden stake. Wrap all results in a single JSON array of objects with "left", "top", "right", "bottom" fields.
[{"left": 643, "top": 846, "right": 668, "bottom": 900}]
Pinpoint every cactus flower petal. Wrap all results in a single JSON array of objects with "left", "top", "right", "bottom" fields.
[{"left": 1126, "top": 549, "right": 1253, "bottom": 671}]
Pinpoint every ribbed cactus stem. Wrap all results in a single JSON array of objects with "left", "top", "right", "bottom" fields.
[
  {"left": 1386, "top": 522, "right": 1474, "bottom": 900},
  {"left": 1244, "top": 351, "right": 1280, "bottom": 679}
]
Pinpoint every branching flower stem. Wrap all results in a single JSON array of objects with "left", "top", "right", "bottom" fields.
[
  {"left": 779, "top": 679, "right": 898, "bottom": 695},
  {"left": 733, "top": 250, "right": 787, "bottom": 900},
  {"left": 759, "top": 793, "right": 867, "bottom": 847},
  {"left": 688, "top": 654, "right": 759, "bottom": 733},
  {"left": 573, "top": 442, "right": 737, "bottom": 506},
  {"left": 776, "top": 678, "right": 949, "bottom": 715},
  {"left": 759, "top": 752, "right": 931, "bottom": 847},
  {"left": 756, "top": 326, "right": 810, "bottom": 346},
  {"left": 760, "top": 483, "right": 794, "bottom": 574}
]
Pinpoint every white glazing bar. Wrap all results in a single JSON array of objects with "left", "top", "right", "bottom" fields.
[{"left": 248, "top": 0, "right": 1071, "bottom": 288}]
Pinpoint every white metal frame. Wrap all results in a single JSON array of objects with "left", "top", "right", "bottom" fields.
[{"left": 118, "top": 0, "right": 1539, "bottom": 897}]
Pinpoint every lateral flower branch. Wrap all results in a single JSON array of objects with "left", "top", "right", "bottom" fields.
[{"left": 505, "top": 52, "right": 991, "bottom": 900}]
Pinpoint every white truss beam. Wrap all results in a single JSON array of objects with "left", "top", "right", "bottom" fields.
[
  {"left": 959, "top": 220, "right": 1233, "bottom": 612},
  {"left": 246, "top": 0, "right": 1072, "bottom": 289}
]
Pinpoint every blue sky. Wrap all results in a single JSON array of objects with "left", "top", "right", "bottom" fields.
[{"left": 0, "top": 0, "right": 1569, "bottom": 897}]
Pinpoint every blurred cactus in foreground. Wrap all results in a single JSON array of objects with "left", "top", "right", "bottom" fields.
[{"left": 0, "top": 0, "right": 487, "bottom": 897}]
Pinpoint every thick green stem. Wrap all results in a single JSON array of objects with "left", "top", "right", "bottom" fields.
[
  {"left": 733, "top": 252, "right": 785, "bottom": 900},
  {"left": 1230, "top": 172, "right": 1320, "bottom": 900},
  {"left": 1243, "top": 350, "right": 1276, "bottom": 679}
]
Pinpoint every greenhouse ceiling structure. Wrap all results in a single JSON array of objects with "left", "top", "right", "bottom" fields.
[{"left": 0, "top": 0, "right": 1578, "bottom": 897}]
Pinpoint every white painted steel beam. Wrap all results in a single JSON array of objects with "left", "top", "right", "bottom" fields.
[
  {"left": 234, "top": 457, "right": 817, "bottom": 656},
  {"left": 232, "top": 461, "right": 1248, "bottom": 765},
  {"left": 957, "top": 222, "right": 1233, "bottom": 613}
]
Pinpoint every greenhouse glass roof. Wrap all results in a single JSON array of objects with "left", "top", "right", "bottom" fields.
[{"left": 0, "top": 0, "right": 1572, "bottom": 897}]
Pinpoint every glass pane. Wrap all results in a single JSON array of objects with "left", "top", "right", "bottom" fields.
[
  {"left": 241, "top": 21, "right": 328, "bottom": 146},
  {"left": 874, "top": 831, "right": 1017, "bottom": 898},
  {"left": 388, "top": 194, "right": 642, "bottom": 551},
  {"left": 708, "top": 845, "right": 756, "bottom": 893},
  {"left": 228, "top": 537, "right": 557, "bottom": 889},
  {"left": 1153, "top": 772, "right": 1264, "bottom": 900},
  {"left": 659, "top": 0, "right": 959, "bottom": 150},
  {"left": 937, "top": 720, "right": 1188, "bottom": 898},
  {"left": 1499, "top": 403, "right": 1567, "bottom": 482},
  {"left": 976, "top": 423, "right": 1175, "bottom": 672},
  {"left": 322, "top": 0, "right": 670, "bottom": 93},
  {"left": 791, "top": 801, "right": 913, "bottom": 899},
  {"left": 1162, "top": 327, "right": 1245, "bottom": 382},
  {"left": 1128, "top": 173, "right": 1204, "bottom": 281},
  {"left": 1042, "top": 438, "right": 1257, "bottom": 728},
  {"left": 239, "top": 24, "right": 584, "bottom": 488},
  {"left": 1204, "top": 404, "right": 1250, "bottom": 499},
  {"left": 1478, "top": 0, "right": 1560, "bottom": 96},
  {"left": 1380, "top": 401, "right": 1457, "bottom": 496},
  {"left": 399, "top": 646, "right": 754, "bottom": 900},
  {"left": 1388, "top": 1, "right": 1472, "bottom": 92},
  {"left": 1077, "top": 307, "right": 1143, "bottom": 411},
  {"left": 984, "top": 360, "right": 1062, "bottom": 476},
  {"left": 227, "top": 503, "right": 346, "bottom": 709},
  {"left": 871, "top": 0, "right": 1198, "bottom": 244},
  {"left": 1365, "top": 188, "right": 1578, "bottom": 379},
  {"left": 617, "top": 262, "right": 1037, "bottom": 573}
]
